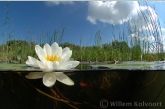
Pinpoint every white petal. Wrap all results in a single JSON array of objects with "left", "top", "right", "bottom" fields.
[
  {"left": 51, "top": 42, "right": 59, "bottom": 48},
  {"left": 51, "top": 42, "right": 59, "bottom": 55},
  {"left": 60, "top": 50, "right": 72, "bottom": 65},
  {"left": 37, "top": 60, "right": 46, "bottom": 69},
  {"left": 44, "top": 43, "right": 52, "bottom": 55},
  {"left": 59, "top": 61, "right": 79, "bottom": 69},
  {"left": 52, "top": 62, "right": 59, "bottom": 70},
  {"left": 26, "top": 60, "right": 31, "bottom": 66},
  {"left": 35, "top": 45, "right": 46, "bottom": 62},
  {"left": 68, "top": 61, "right": 80, "bottom": 68},
  {"left": 25, "top": 72, "right": 45, "bottom": 79},
  {"left": 26, "top": 56, "right": 39, "bottom": 67},
  {"left": 43, "top": 73, "right": 56, "bottom": 87},
  {"left": 40, "top": 56, "right": 47, "bottom": 66},
  {"left": 46, "top": 61, "right": 54, "bottom": 70},
  {"left": 62, "top": 47, "right": 70, "bottom": 54},
  {"left": 59, "top": 63, "right": 72, "bottom": 69},
  {"left": 55, "top": 72, "right": 74, "bottom": 85},
  {"left": 36, "top": 60, "right": 54, "bottom": 72},
  {"left": 56, "top": 47, "right": 62, "bottom": 57}
]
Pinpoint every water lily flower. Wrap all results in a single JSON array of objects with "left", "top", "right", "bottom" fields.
[{"left": 25, "top": 42, "right": 80, "bottom": 87}]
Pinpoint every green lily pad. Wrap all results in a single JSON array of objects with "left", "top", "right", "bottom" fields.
[
  {"left": 90, "top": 61, "right": 165, "bottom": 70},
  {"left": 0, "top": 63, "right": 40, "bottom": 71}
]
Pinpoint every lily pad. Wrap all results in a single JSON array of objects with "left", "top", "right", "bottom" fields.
[
  {"left": 90, "top": 61, "right": 165, "bottom": 70},
  {"left": 0, "top": 63, "right": 40, "bottom": 71}
]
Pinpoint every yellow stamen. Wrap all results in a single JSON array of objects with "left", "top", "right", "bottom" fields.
[{"left": 46, "top": 55, "right": 60, "bottom": 62}]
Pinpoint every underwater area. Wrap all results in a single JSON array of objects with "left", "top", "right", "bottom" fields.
[
  {"left": 0, "top": 1, "right": 165, "bottom": 109},
  {"left": 0, "top": 61, "right": 165, "bottom": 109}
]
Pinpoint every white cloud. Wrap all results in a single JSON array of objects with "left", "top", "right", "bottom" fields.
[
  {"left": 45, "top": 1, "right": 74, "bottom": 6},
  {"left": 87, "top": 1, "right": 139, "bottom": 25},
  {"left": 87, "top": 1, "right": 159, "bottom": 33}
]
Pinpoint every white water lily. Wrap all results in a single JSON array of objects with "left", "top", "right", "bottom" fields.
[{"left": 25, "top": 42, "right": 80, "bottom": 87}]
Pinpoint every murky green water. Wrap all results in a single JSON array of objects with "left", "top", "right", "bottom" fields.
[{"left": 0, "top": 61, "right": 165, "bottom": 109}]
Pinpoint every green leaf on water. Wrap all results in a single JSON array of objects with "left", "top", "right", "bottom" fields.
[
  {"left": 90, "top": 61, "right": 165, "bottom": 70},
  {"left": 0, "top": 63, "right": 40, "bottom": 71}
]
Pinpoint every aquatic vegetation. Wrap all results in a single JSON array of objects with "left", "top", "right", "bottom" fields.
[{"left": 25, "top": 42, "right": 80, "bottom": 87}]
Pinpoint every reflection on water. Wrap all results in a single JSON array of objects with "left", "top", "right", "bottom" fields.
[{"left": 0, "top": 61, "right": 165, "bottom": 109}]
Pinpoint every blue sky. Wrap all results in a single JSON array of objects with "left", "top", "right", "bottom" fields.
[{"left": 0, "top": 1, "right": 165, "bottom": 47}]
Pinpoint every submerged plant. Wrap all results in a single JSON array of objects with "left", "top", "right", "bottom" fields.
[{"left": 25, "top": 42, "right": 80, "bottom": 87}]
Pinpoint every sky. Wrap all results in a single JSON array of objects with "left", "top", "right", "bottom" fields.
[{"left": 0, "top": 1, "right": 165, "bottom": 49}]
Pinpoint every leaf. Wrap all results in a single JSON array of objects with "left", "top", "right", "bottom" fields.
[
  {"left": 0, "top": 63, "right": 37, "bottom": 71},
  {"left": 90, "top": 61, "right": 165, "bottom": 70}
]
